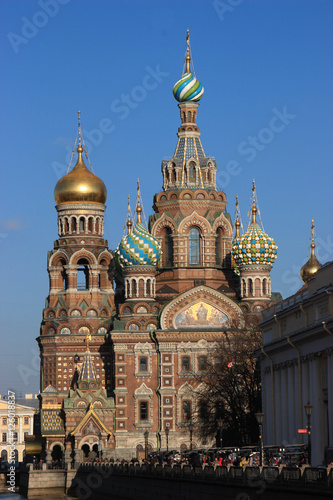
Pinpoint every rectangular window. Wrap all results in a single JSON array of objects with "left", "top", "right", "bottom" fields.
[
  {"left": 139, "top": 357, "right": 148, "bottom": 372},
  {"left": 198, "top": 356, "right": 207, "bottom": 371},
  {"left": 182, "top": 356, "right": 190, "bottom": 372},
  {"left": 14, "top": 417, "right": 18, "bottom": 425},
  {"left": 140, "top": 401, "right": 148, "bottom": 421},
  {"left": 13, "top": 432, "right": 18, "bottom": 441},
  {"left": 182, "top": 401, "right": 191, "bottom": 421},
  {"left": 2, "top": 433, "right": 7, "bottom": 443},
  {"left": 2, "top": 418, "right": 7, "bottom": 425},
  {"left": 199, "top": 400, "right": 208, "bottom": 419},
  {"left": 24, "top": 417, "right": 29, "bottom": 425},
  {"left": 215, "top": 357, "right": 222, "bottom": 368}
]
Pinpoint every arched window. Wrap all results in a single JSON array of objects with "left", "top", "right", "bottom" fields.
[
  {"left": 72, "top": 217, "right": 77, "bottom": 233},
  {"left": 189, "top": 227, "right": 200, "bottom": 265},
  {"left": 215, "top": 227, "right": 224, "bottom": 266},
  {"left": 88, "top": 217, "right": 93, "bottom": 233},
  {"left": 79, "top": 217, "right": 85, "bottom": 232},
  {"left": 132, "top": 280, "right": 137, "bottom": 296},
  {"left": 60, "top": 258, "right": 68, "bottom": 290},
  {"left": 146, "top": 279, "right": 151, "bottom": 296},
  {"left": 188, "top": 111, "right": 192, "bottom": 122},
  {"left": 249, "top": 279, "right": 253, "bottom": 296},
  {"left": 263, "top": 278, "right": 267, "bottom": 295},
  {"left": 77, "top": 259, "right": 89, "bottom": 290},
  {"left": 189, "top": 163, "right": 195, "bottom": 182},
  {"left": 164, "top": 228, "right": 173, "bottom": 267}
]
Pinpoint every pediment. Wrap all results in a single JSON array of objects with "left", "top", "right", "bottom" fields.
[
  {"left": 134, "top": 383, "right": 153, "bottom": 396},
  {"left": 160, "top": 285, "right": 244, "bottom": 330}
]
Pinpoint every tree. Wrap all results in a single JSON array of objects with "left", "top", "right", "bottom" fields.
[{"left": 191, "top": 330, "right": 262, "bottom": 447}]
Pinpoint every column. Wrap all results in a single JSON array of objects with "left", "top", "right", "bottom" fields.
[
  {"left": 18, "top": 416, "right": 23, "bottom": 446},
  {"left": 274, "top": 366, "right": 282, "bottom": 445},
  {"left": 327, "top": 349, "right": 333, "bottom": 449},
  {"left": 310, "top": 355, "right": 325, "bottom": 466},
  {"left": 287, "top": 361, "right": 295, "bottom": 443},
  {"left": 280, "top": 364, "right": 289, "bottom": 445},
  {"left": 262, "top": 367, "right": 272, "bottom": 445}
]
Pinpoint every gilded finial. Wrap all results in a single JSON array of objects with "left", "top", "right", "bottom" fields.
[
  {"left": 126, "top": 195, "right": 133, "bottom": 233},
  {"left": 185, "top": 29, "right": 191, "bottom": 74},
  {"left": 136, "top": 178, "right": 143, "bottom": 224},
  {"left": 311, "top": 219, "right": 315, "bottom": 248},
  {"left": 136, "top": 203, "right": 142, "bottom": 224},
  {"left": 235, "top": 195, "right": 241, "bottom": 237},
  {"left": 251, "top": 180, "right": 257, "bottom": 224}
]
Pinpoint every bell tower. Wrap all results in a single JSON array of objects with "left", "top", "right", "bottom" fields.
[{"left": 38, "top": 113, "right": 115, "bottom": 461}]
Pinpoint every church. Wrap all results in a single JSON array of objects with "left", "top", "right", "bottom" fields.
[{"left": 36, "top": 32, "right": 278, "bottom": 462}]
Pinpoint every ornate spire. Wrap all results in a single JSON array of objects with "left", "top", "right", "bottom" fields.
[
  {"left": 134, "top": 179, "right": 147, "bottom": 227},
  {"left": 235, "top": 195, "right": 241, "bottom": 238},
  {"left": 173, "top": 30, "right": 204, "bottom": 102},
  {"left": 251, "top": 179, "right": 258, "bottom": 224},
  {"left": 185, "top": 28, "right": 191, "bottom": 74},
  {"left": 300, "top": 219, "right": 322, "bottom": 283}
]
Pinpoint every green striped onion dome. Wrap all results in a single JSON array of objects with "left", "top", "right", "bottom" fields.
[
  {"left": 173, "top": 72, "right": 204, "bottom": 102},
  {"left": 232, "top": 223, "right": 278, "bottom": 267},
  {"left": 116, "top": 222, "right": 161, "bottom": 267}
]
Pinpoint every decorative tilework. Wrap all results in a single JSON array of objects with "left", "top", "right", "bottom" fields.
[
  {"left": 116, "top": 222, "right": 161, "bottom": 267},
  {"left": 232, "top": 223, "right": 278, "bottom": 266}
]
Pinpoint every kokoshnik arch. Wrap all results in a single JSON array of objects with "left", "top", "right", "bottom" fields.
[{"left": 35, "top": 31, "right": 279, "bottom": 462}]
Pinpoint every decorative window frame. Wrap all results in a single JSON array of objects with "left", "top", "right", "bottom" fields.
[
  {"left": 176, "top": 382, "right": 194, "bottom": 426},
  {"left": 134, "top": 343, "right": 153, "bottom": 378},
  {"left": 134, "top": 383, "right": 153, "bottom": 429}
]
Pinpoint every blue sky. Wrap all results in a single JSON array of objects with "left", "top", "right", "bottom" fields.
[{"left": 0, "top": 0, "right": 332, "bottom": 395}]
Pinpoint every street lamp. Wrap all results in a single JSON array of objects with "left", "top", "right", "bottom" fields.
[
  {"left": 304, "top": 402, "right": 313, "bottom": 466},
  {"left": 188, "top": 421, "right": 193, "bottom": 451},
  {"left": 165, "top": 427, "right": 169, "bottom": 453},
  {"left": 217, "top": 419, "right": 223, "bottom": 448},
  {"left": 255, "top": 412, "right": 264, "bottom": 466},
  {"left": 144, "top": 430, "right": 149, "bottom": 461},
  {"left": 98, "top": 434, "right": 102, "bottom": 462}
]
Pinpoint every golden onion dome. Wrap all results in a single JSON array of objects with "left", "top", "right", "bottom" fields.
[
  {"left": 54, "top": 144, "right": 107, "bottom": 205},
  {"left": 300, "top": 220, "right": 321, "bottom": 283}
]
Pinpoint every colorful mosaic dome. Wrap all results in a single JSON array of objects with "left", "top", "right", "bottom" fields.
[
  {"left": 173, "top": 72, "right": 204, "bottom": 102},
  {"left": 116, "top": 222, "right": 161, "bottom": 267},
  {"left": 232, "top": 221, "right": 278, "bottom": 267}
]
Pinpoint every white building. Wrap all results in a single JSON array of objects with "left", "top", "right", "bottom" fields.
[
  {"left": 259, "top": 260, "right": 333, "bottom": 466},
  {"left": 0, "top": 395, "right": 38, "bottom": 462}
]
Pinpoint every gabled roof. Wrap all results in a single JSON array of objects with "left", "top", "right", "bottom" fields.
[{"left": 70, "top": 405, "right": 112, "bottom": 436}]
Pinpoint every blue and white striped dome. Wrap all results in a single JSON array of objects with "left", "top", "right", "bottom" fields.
[{"left": 173, "top": 72, "right": 204, "bottom": 102}]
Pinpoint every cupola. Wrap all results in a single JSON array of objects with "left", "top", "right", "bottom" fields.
[{"left": 300, "top": 219, "right": 322, "bottom": 283}]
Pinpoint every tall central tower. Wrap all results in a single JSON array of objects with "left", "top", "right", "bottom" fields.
[{"left": 150, "top": 30, "right": 234, "bottom": 297}]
